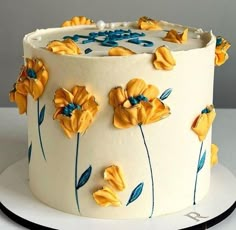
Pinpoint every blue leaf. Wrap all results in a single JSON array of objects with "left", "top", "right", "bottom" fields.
[
  {"left": 126, "top": 182, "right": 144, "bottom": 206},
  {"left": 76, "top": 165, "right": 92, "bottom": 190},
  {"left": 197, "top": 150, "right": 206, "bottom": 172},
  {"left": 38, "top": 105, "right": 46, "bottom": 126},
  {"left": 28, "top": 142, "right": 32, "bottom": 163},
  {"left": 159, "top": 88, "right": 172, "bottom": 100}
]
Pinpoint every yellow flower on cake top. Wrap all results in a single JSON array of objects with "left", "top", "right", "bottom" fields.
[
  {"left": 163, "top": 28, "right": 188, "bottom": 44},
  {"left": 47, "top": 39, "right": 82, "bottom": 55},
  {"left": 108, "top": 46, "right": 136, "bottom": 56},
  {"left": 93, "top": 186, "right": 121, "bottom": 207},
  {"left": 61, "top": 16, "right": 94, "bottom": 27},
  {"left": 191, "top": 105, "right": 216, "bottom": 141},
  {"left": 109, "top": 78, "right": 170, "bottom": 129},
  {"left": 53, "top": 86, "right": 99, "bottom": 138},
  {"left": 104, "top": 165, "right": 126, "bottom": 191},
  {"left": 9, "top": 68, "right": 28, "bottom": 114},
  {"left": 153, "top": 46, "right": 176, "bottom": 70},
  {"left": 138, "top": 16, "right": 162, "bottom": 30},
  {"left": 215, "top": 36, "right": 231, "bottom": 66}
]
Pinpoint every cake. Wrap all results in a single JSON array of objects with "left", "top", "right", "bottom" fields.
[{"left": 9, "top": 16, "right": 230, "bottom": 219}]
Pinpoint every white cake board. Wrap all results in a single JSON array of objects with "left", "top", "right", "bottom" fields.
[{"left": 0, "top": 159, "right": 235, "bottom": 230}]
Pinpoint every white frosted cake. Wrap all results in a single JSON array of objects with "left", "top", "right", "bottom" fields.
[{"left": 9, "top": 16, "right": 231, "bottom": 219}]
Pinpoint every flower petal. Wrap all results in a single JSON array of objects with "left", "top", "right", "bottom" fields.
[
  {"left": 57, "top": 114, "right": 74, "bottom": 138},
  {"left": 163, "top": 28, "right": 188, "bottom": 44},
  {"left": 30, "top": 79, "right": 44, "bottom": 100},
  {"left": 109, "top": 87, "right": 127, "bottom": 108},
  {"left": 113, "top": 106, "right": 141, "bottom": 129},
  {"left": 104, "top": 165, "right": 126, "bottom": 191},
  {"left": 82, "top": 96, "right": 99, "bottom": 117},
  {"left": 72, "top": 85, "right": 90, "bottom": 106},
  {"left": 61, "top": 16, "right": 94, "bottom": 27},
  {"left": 93, "top": 186, "right": 121, "bottom": 207},
  {"left": 142, "top": 84, "right": 159, "bottom": 100},
  {"left": 36, "top": 67, "right": 49, "bottom": 87},
  {"left": 138, "top": 16, "right": 162, "bottom": 30},
  {"left": 211, "top": 144, "right": 219, "bottom": 167},
  {"left": 108, "top": 46, "right": 136, "bottom": 56},
  {"left": 54, "top": 88, "right": 74, "bottom": 108},
  {"left": 153, "top": 46, "right": 176, "bottom": 70},
  {"left": 126, "top": 78, "right": 147, "bottom": 98}
]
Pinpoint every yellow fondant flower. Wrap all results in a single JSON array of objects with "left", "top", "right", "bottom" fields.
[
  {"left": 108, "top": 46, "right": 136, "bottom": 56},
  {"left": 53, "top": 86, "right": 99, "bottom": 138},
  {"left": 211, "top": 144, "right": 219, "bottom": 167},
  {"left": 109, "top": 78, "right": 170, "bottom": 129},
  {"left": 104, "top": 165, "right": 126, "bottom": 191},
  {"left": 61, "top": 16, "right": 94, "bottom": 27},
  {"left": 47, "top": 39, "right": 82, "bottom": 55},
  {"left": 9, "top": 68, "right": 28, "bottom": 114},
  {"left": 215, "top": 36, "right": 231, "bottom": 66},
  {"left": 191, "top": 105, "right": 216, "bottom": 141},
  {"left": 24, "top": 58, "right": 49, "bottom": 100},
  {"left": 138, "top": 16, "right": 162, "bottom": 30},
  {"left": 93, "top": 186, "right": 121, "bottom": 207},
  {"left": 163, "top": 28, "right": 188, "bottom": 44},
  {"left": 153, "top": 46, "right": 176, "bottom": 70}
]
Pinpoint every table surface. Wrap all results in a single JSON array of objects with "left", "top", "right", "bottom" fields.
[{"left": 0, "top": 108, "right": 235, "bottom": 230}]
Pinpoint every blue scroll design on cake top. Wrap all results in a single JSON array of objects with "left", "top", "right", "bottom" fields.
[{"left": 63, "top": 29, "right": 154, "bottom": 48}]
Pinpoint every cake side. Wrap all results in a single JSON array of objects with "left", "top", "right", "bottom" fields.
[{"left": 19, "top": 19, "right": 219, "bottom": 219}]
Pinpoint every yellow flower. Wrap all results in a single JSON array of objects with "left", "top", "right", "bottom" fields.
[
  {"left": 61, "top": 16, "right": 94, "bottom": 27},
  {"left": 104, "top": 165, "right": 126, "bottom": 191},
  {"left": 93, "top": 186, "right": 121, "bottom": 207},
  {"left": 215, "top": 36, "right": 231, "bottom": 66},
  {"left": 153, "top": 46, "right": 176, "bottom": 70},
  {"left": 9, "top": 68, "right": 28, "bottom": 114},
  {"left": 191, "top": 105, "right": 216, "bottom": 141},
  {"left": 9, "top": 58, "right": 49, "bottom": 113},
  {"left": 53, "top": 86, "right": 99, "bottom": 138},
  {"left": 47, "top": 39, "right": 82, "bottom": 55},
  {"left": 138, "top": 16, "right": 162, "bottom": 30},
  {"left": 211, "top": 144, "right": 219, "bottom": 167},
  {"left": 108, "top": 46, "right": 136, "bottom": 56},
  {"left": 109, "top": 78, "right": 170, "bottom": 129},
  {"left": 163, "top": 28, "right": 188, "bottom": 44},
  {"left": 24, "top": 58, "right": 49, "bottom": 100}
]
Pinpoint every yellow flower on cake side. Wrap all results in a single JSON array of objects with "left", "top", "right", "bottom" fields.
[
  {"left": 215, "top": 36, "right": 231, "bottom": 66},
  {"left": 109, "top": 78, "right": 170, "bottom": 129},
  {"left": 211, "top": 144, "right": 219, "bottom": 167},
  {"left": 53, "top": 85, "right": 99, "bottom": 138},
  {"left": 61, "top": 16, "right": 94, "bottom": 27},
  {"left": 163, "top": 28, "right": 188, "bottom": 44},
  {"left": 153, "top": 46, "right": 176, "bottom": 70},
  {"left": 47, "top": 39, "right": 82, "bottom": 55},
  {"left": 9, "top": 68, "right": 28, "bottom": 114},
  {"left": 104, "top": 165, "right": 126, "bottom": 191},
  {"left": 138, "top": 16, "right": 162, "bottom": 30},
  {"left": 191, "top": 105, "right": 216, "bottom": 142},
  {"left": 93, "top": 186, "right": 122, "bottom": 207}
]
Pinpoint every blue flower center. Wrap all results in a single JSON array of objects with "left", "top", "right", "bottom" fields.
[
  {"left": 216, "top": 37, "right": 222, "bottom": 46},
  {"left": 63, "top": 103, "right": 81, "bottom": 117},
  {"left": 27, "top": 69, "right": 37, "bottom": 79},
  {"left": 129, "top": 95, "right": 148, "bottom": 106},
  {"left": 201, "top": 108, "right": 210, "bottom": 114}
]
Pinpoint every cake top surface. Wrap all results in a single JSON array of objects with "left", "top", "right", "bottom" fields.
[{"left": 24, "top": 19, "right": 214, "bottom": 57}]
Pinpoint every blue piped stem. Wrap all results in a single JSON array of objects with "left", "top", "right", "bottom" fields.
[
  {"left": 193, "top": 141, "right": 203, "bottom": 205},
  {"left": 75, "top": 133, "right": 80, "bottom": 213},
  {"left": 37, "top": 99, "right": 46, "bottom": 161},
  {"left": 138, "top": 124, "right": 154, "bottom": 218}
]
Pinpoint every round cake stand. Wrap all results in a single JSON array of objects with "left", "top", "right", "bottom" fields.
[{"left": 0, "top": 159, "right": 235, "bottom": 230}]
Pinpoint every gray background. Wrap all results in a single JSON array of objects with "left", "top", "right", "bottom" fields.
[{"left": 1, "top": 0, "right": 235, "bottom": 108}]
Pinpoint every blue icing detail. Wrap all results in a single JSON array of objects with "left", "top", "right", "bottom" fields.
[
  {"left": 85, "top": 48, "right": 92, "bottom": 54},
  {"left": 62, "top": 29, "right": 153, "bottom": 48},
  {"left": 201, "top": 108, "right": 210, "bottom": 114},
  {"left": 27, "top": 69, "right": 37, "bottom": 79},
  {"left": 216, "top": 37, "right": 222, "bottom": 46},
  {"left": 129, "top": 95, "right": 148, "bottom": 106},
  {"left": 63, "top": 103, "right": 81, "bottom": 116}
]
